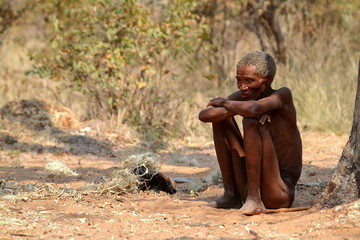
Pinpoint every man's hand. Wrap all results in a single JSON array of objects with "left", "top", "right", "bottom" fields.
[
  {"left": 207, "top": 97, "right": 228, "bottom": 107},
  {"left": 259, "top": 114, "right": 271, "bottom": 125}
]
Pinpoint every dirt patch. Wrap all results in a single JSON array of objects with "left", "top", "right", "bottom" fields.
[{"left": 0, "top": 121, "right": 359, "bottom": 239}]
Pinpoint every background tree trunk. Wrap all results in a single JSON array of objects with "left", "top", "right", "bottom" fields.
[{"left": 314, "top": 59, "right": 360, "bottom": 208}]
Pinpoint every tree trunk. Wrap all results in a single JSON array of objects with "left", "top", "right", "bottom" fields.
[
  {"left": 314, "top": 59, "right": 360, "bottom": 208},
  {"left": 243, "top": 0, "right": 287, "bottom": 64}
]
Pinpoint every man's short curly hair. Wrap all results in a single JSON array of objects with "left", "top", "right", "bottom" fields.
[{"left": 237, "top": 51, "right": 276, "bottom": 79}]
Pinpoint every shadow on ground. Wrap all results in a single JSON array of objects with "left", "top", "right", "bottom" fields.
[{"left": 0, "top": 99, "right": 115, "bottom": 157}]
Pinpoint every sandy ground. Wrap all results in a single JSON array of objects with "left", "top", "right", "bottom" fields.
[{"left": 0, "top": 124, "right": 359, "bottom": 239}]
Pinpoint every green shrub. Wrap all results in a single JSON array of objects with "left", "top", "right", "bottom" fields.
[{"left": 31, "top": 0, "right": 209, "bottom": 145}]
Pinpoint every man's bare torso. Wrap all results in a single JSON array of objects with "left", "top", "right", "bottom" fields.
[{"left": 260, "top": 89, "right": 302, "bottom": 183}]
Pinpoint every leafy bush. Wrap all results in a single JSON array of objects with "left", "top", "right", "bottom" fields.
[{"left": 32, "top": 0, "right": 209, "bottom": 144}]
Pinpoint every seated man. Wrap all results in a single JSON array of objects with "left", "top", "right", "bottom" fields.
[{"left": 198, "top": 51, "right": 302, "bottom": 213}]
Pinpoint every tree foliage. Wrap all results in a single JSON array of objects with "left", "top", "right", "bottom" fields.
[{"left": 32, "top": 0, "right": 209, "bottom": 140}]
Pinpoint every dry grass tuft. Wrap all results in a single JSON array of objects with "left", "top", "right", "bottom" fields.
[
  {"left": 98, "top": 152, "right": 160, "bottom": 195},
  {"left": 47, "top": 103, "right": 80, "bottom": 129},
  {"left": 44, "top": 160, "right": 78, "bottom": 176}
]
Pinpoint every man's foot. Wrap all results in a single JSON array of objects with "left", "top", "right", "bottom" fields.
[
  {"left": 207, "top": 195, "right": 242, "bottom": 209},
  {"left": 240, "top": 199, "right": 265, "bottom": 215}
]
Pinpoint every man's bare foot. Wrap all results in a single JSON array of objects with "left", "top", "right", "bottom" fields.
[
  {"left": 207, "top": 195, "right": 242, "bottom": 209},
  {"left": 240, "top": 199, "right": 265, "bottom": 215}
]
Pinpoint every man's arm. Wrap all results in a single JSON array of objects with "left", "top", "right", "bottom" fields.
[
  {"left": 198, "top": 90, "right": 243, "bottom": 123},
  {"left": 198, "top": 105, "right": 236, "bottom": 123},
  {"left": 208, "top": 88, "right": 291, "bottom": 118}
]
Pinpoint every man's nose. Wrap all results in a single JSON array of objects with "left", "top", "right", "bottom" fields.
[{"left": 239, "top": 84, "right": 249, "bottom": 90}]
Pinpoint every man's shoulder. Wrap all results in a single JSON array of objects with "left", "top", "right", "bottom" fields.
[
  {"left": 271, "top": 87, "right": 297, "bottom": 113},
  {"left": 272, "top": 87, "right": 293, "bottom": 100},
  {"left": 274, "top": 87, "right": 292, "bottom": 95}
]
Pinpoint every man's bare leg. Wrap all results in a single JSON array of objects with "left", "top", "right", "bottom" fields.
[
  {"left": 240, "top": 117, "right": 265, "bottom": 211},
  {"left": 258, "top": 124, "right": 294, "bottom": 208},
  {"left": 211, "top": 118, "right": 245, "bottom": 208},
  {"left": 222, "top": 118, "right": 248, "bottom": 202},
  {"left": 241, "top": 118, "right": 293, "bottom": 212}
]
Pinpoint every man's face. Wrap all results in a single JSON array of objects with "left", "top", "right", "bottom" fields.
[{"left": 236, "top": 64, "right": 269, "bottom": 100}]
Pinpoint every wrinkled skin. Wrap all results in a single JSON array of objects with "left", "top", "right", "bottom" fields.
[{"left": 199, "top": 65, "right": 302, "bottom": 213}]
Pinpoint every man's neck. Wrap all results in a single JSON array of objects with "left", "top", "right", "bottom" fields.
[{"left": 257, "top": 86, "right": 274, "bottom": 100}]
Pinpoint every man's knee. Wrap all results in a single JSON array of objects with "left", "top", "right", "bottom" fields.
[
  {"left": 212, "top": 118, "right": 233, "bottom": 130},
  {"left": 242, "top": 117, "right": 260, "bottom": 130}
]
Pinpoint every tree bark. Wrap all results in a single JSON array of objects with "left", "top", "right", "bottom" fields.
[{"left": 314, "top": 59, "right": 360, "bottom": 208}]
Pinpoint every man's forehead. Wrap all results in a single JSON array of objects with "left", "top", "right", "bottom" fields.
[{"left": 236, "top": 64, "right": 257, "bottom": 75}]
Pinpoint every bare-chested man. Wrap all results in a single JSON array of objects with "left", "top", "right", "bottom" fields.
[{"left": 198, "top": 51, "right": 302, "bottom": 213}]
